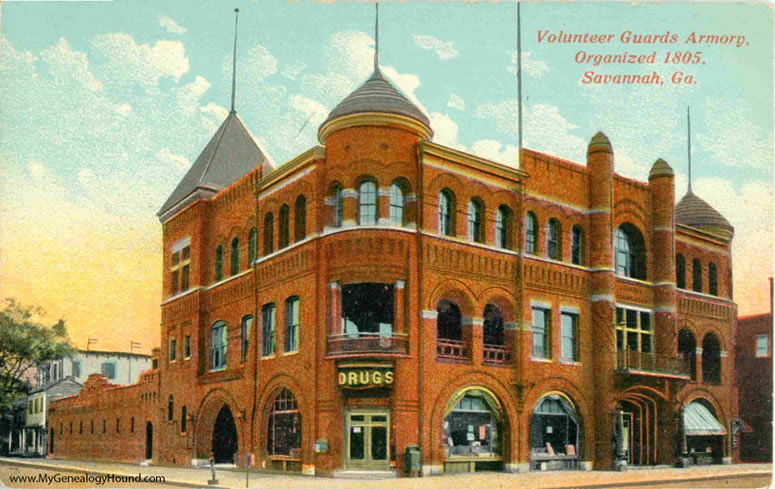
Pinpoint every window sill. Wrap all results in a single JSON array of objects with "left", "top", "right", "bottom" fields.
[
  {"left": 261, "top": 354, "right": 276, "bottom": 360},
  {"left": 283, "top": 350, "right": 299, "bottom": 357},
  {"left": 559, "top": 360, "right": 582, "bottom": 367},
  {"left": 530, "top": 357, "right": 553, "bottom": 363}
]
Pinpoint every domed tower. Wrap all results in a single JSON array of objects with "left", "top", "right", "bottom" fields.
[{"left": 675, "top": 190, "right": 734, "bottom": 241}]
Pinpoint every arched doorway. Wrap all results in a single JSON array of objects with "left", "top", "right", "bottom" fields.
[
  {"left": 49, "top": 428, "right": 54, "bottom": 454},
  {"left": 442, "top": 388, "right": 505, "bottom": 472},
  {"left": 145, "top": 422, "right": 153, "bottom": 460},
  {"left": 529, "top": 394, "right": 581, "bottom": 470},
  {"left": 212, "top": 405, "right": 238, "bottom": 464}
]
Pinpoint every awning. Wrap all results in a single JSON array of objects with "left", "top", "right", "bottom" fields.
[{"left": 684, "top": 402, "right": 726, "bottom": 436}]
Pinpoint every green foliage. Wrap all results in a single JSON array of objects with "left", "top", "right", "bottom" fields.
[{"left": 0, "top": 298, "right": 73, "bottom": 410}]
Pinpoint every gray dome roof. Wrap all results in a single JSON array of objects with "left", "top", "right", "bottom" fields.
[
  {"left": 321, "top": 67, "right": 431, "bottom": 132},
  {"left": 675, "top": 190, "right": 734, "bottom": 235}
]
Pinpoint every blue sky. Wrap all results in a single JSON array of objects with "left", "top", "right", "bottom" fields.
[{"left": 0, "top": 1, "right": 772, "bottom": 350}]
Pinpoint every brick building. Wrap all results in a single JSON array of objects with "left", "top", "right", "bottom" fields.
[
  {"left": 48, "top": 42, "right": 740, "bottom": 475},
  {"left": 736, "top": 279, "right": 773, "bottom": 462}
]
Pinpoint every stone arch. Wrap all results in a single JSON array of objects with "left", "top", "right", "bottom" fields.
[
  {"left": 193, "top": 388, "right": 245, "bottom": 462},
  {"left": 478, "top": 287, "right": 517, "bottom": 324},
  {"left": 427, "top": 279, "right": 478, "bottom": 318},
  {"left": 428, "top": 372, "right": 518, "bottom": 470}
]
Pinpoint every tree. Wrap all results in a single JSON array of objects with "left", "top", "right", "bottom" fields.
[{"left": 0, "top": 299, "right": 73, "bottom": 410}]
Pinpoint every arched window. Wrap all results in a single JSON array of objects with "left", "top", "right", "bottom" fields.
[
  {"left": 547, "top": 219, "right": 561, "bottom": 260},
  {"left": 571, "top": 226, "right": 583, "bottom": 265},
  {"left": 389, "top": 182, "right": 404, "bottom": 226},
  {"left": 483, "top": 304, "right": 504, "bottom": 346},
  {"left": 230, "top": 237, "right": 240, "bottom": 276},
  {"left": 678, "top": 329, "right": 697, "bottom": 381},
  {"left": 248, "top": 227, "right": 257, "bottom": 265},
  {"left": 708, "top": 262, "right": 718, "bottom": 296},
  {"left": 495, "top": 205, "right": 512, "bottom": 249},
  {"left": 468, "top": 198, "right": 484, "bottom": 243},
  {"left": 215, "top": 245, "right": 224, "bottom": 282},
  {"left": 676, "top": 253, "right": 686, "bottom": 289},
  {"left": 211, "top": 321, "right": 227, "bottom": 370},
  {"left": 168, "top": 395, "right": 174, "bottom": 422},
  {"left": 263, "top": 213, "right": 274, "bottom": 255},
  {"left": 181, "top": 406, "right": 187, "bottom": 433},
  {"left": 267, "top": 389, "right": 301, "bottom": 456},
  {"left": 443, "top": 389, "right": 503, "bottom": 458},
  {"left": 439, "top": 189, "right": 454, "bottom": 236},
  {"left": 359, "top": 180, "right": 377, "bottom": 225},
  {"left": 692, "top": 258, "right": 702, "bottom": 292},
  {"left": 331, "top": 184, "right": 343, "bottom": 228},
  {"left": 294, "top": 195, "right": 306, "bottom": 242},
  {"left": 615, "top": 224, "right": 646, "bottom": 280},
  {"left": 530, "top": 395, "right": 580, "bottom": 463},
  {"left": 437, "top": 299, "right": 462, "bottom": 341},
  {"left": 525, "top": 212, "right": 537, "bottom": 255},
  {"left": 702, "top": 333, "right": 721, "bottom": 384},
  {"left": 279, "top": 204, "right": 290, "bottom": 249}
]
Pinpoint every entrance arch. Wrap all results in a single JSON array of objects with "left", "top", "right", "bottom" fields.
[
  {"left": 212, "top": 405, "right": 238, "bottom": 464},
  {"left": 529, "top": 394, "right": 581, "bottom": 470},
  {"left": 145, "top": 422, "right": 153, "bottom": 460}
]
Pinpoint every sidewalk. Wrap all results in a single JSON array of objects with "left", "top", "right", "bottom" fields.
[{"left": 0, "top": 457, "right": 771, "bottom": 489}]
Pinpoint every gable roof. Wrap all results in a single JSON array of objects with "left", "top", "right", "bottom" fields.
[{"left": 158, "top": 112, "right": 272, "bottom": 222}]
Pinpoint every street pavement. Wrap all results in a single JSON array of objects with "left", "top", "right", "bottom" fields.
[{"left": 0, "top": 457, "right": 770, "bottom": 489}]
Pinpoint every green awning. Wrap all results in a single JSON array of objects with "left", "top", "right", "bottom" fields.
[{"left": 684, "top": 402, "right": 726, "bottom": 436}]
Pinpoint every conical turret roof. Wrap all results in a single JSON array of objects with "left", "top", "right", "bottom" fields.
[{"left": 675, "top": 190, "right": 734, "bottom": 237}]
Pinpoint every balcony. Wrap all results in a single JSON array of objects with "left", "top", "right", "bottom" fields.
[
  {"left": 615, "top": 350, "right": 690, "bottom": 379},
  {"left": 437, "top": 338, "right": 470, "bottom": 362},
  {"left": 327, "top": 333, "right": 409, "bottom": 357},
  {"left": 483, "top": 343, "right": 512, "bottom": 366}
]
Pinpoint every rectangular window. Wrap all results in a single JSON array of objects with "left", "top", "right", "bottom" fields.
[
  {"left": 262, "top": 304, "right": 276, "bottom": 357},
  {"left": 170, "top": 242, "right": 191, "bottom": 296},
  {"left": 756, "top": 334, "right": 769, "bottom": 358},
  {"left": 101, "top": 362, "right": 116, "bottom": 380},
  {"left": 72, "top": 360, "right": 81, "bottom": 378},
  {"left": 615, "top": 307, "right": 652, "bottom": 353},
  {"left": 531, "top": 307, "right": 550, "bottom": 359},
  {"left": 169, "top": 338, "right": 177, "bottom": 362},
  {"left": 184, "top": 335, "right": 191, "bottom": 359},
  {"left": 241, "top": 316, "right": 253, "bottom": 363},
  {"left": 211, "top": 322, "right": 227, "bottom": 370},
  {"left": 285, "top": 297, "right": 300, "bottom": 353},
  {"left": 561, "top": 312, "right": 578, "bottom": 361}
]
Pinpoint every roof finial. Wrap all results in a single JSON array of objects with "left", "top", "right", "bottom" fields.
[
  {"left": 687, "top": 106, "right": 692, "bottom": 193},
  {"left": 230, "top": 8, "right": 240, "bottom": 114},
  {"left": 374, "top": 2, "right": 379, "bottom": 70}
]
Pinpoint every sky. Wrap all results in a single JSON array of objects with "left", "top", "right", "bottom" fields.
[{"left": 0, "top": 0, "right": 772, "bottom": 353}]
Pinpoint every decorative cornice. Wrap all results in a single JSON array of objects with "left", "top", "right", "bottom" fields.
[{"left": 419, "top": 140, "right": 528, "bottom": 181}]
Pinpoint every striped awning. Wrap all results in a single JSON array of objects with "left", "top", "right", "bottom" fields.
[{"left": 684, "top": 401, "right": 726, "bottom": 436}]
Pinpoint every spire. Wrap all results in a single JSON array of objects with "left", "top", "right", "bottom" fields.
[
  {"left": 374, "top": 2, "right": 380, "bottom": 70},
  {"left": 517, "top": 1, "right": 523, "bottom": 169},
  {"left": 230, "top": 8, "right": 240, "bottom": 114},
  {"left": 687, "top": 106, "right": 692, "bottom": 193}
]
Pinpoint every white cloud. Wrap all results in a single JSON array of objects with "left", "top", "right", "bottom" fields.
[
  {"left": 156, "top": 148, "right": 190, "bottom": 171},
  {"left": 508, "top": 51, "right": 549, "bottom": 78},
  {"left": 430, "top": 112, "right": 463, "bottom": 149},
  {"left": 159, "top": 16, "right": 187, "bottom": 35},
  {"left": 281, "top": 63, "right": 306, "bottom": 81},
  {"left": 413, "top": 35, "right": 459, "bottom": 61},
  {"left": 447, "top": 94, "right": 465, "bottom": 111},
  {"left": 41, "top": 38, "right": 103, "bottom": 92},
  {"left": 176, "top": 75, "right": 211, "bottom": 113},
  {"left": 92, "top": 33, "right": 190, "bottom": 91},
  {"left": 200, "top": 102, "right": 228, "bottom": 122},
  {"left": 289, "top": 95, "right": 327, "bottom": 126},
  {"left": 381, "top": 65, "right": 430, "bottom": 118},
  {"left": 470, "top": 140, "right": 519, "bottom": 167},
  {"left": 113, "top": 103, "right": 132, "bottom": 116},
  {"left": 697, "top": 96, "right": 773, "bottom": 170},
  {"left": 77, "top": 168, "right": 96, "bottom": 188}
]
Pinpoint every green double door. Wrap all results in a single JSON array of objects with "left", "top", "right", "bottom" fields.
[{"left": 345, "top": 410, "right": 389, "bottom": 470}]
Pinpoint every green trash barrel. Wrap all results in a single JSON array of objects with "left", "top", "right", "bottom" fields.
[{"left": 404, "top": 444, "right": 420, "bottom": 475}]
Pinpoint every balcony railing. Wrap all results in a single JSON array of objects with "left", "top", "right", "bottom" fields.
[
  {"left": 483, "top": 343, "right": 512, "bottom": 366},
  {"left": 437, "top": 338, "right": 470, "bottom": 362},
  {"left": 615, "top": 350, "right": 690, "bottom": 378},
  {"left": 327, "top": 332, "right": 409, "bottom": 356}
]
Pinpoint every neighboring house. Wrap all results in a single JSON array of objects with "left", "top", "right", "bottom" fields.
[
  {"left": 736, "top": 279, "right": 773, "bottom": 462},
  {"left": 10, "top": 349, "right": 150, "bottom": 456}
]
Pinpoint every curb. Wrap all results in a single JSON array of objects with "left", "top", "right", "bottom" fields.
[
  {"left": 0, "top": 458, "right": 229, "bottom": 489},
  {"left": 542, "top": 470, "right": 772, "bottom": 489}
]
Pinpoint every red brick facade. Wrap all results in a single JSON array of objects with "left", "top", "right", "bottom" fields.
[{"left": 48, "top": 88, "right": 739, "bottom": 475}]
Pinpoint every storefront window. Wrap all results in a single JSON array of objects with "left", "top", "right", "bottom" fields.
[
  {"left": 443, "top": 390, "right": 502, "bottom": 457},
  {"left": 530, "top": 395, "right": 579, "bottom": 461},
  {"left": 267, "top": 389, "right": 301, "bottom": 457}
]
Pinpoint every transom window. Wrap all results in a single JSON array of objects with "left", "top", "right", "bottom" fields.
[
  {"left": 615, "top": 307, "right": 652, "bottom": 353},
  {"left": 531, "top": 307, "right": 550, "bottom": 359},
  {"left": 267, "top": 389, "right": 301, "bottom": 456},
  {"left": 211, "top": 321, "right": 227, "bottom": 370},
  {"left": 359, "top": 181, "right": 377, "bottom": 225}
]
